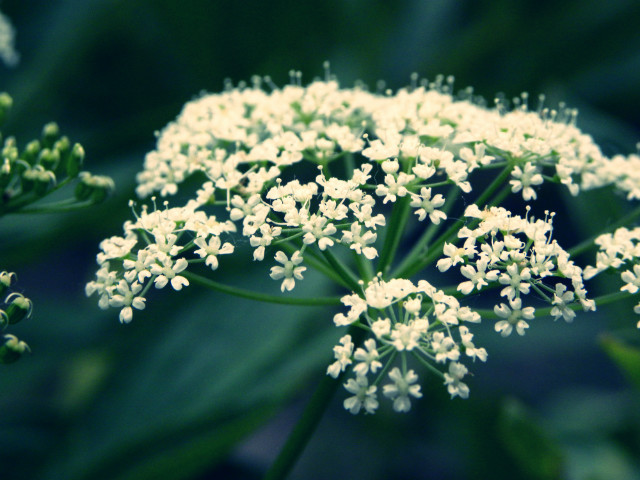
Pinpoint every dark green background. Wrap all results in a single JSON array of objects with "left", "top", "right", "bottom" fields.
[{"left": 1, "top": 1, "right": 639, "bottom": 479}]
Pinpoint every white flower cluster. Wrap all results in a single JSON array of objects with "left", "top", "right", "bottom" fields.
[
  {"left": 328, "top": 276, "right": 484, "bottom": 414},
  {"left": 584, "top": 227, "right": 640, "bottom": 327},
  {"left": 440, "top": 205, "right": 594, "bottom": 335},
  {"left": 87, "top": 73, "right": 639, "bottom": 413},
  {"left": 86, "top": 200, "right": 235, "bottom": 323}
]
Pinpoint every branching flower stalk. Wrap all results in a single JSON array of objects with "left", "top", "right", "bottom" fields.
[
  {"left": 86, "top": 69, "right": 640, "bottom": 477},
  {"left": 0, "top": 93, "right": 114, "bottom": 363}
]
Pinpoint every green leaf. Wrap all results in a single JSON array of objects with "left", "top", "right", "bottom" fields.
[
  {"left": 498, "top": 398, "right": 565, "bottom": 480},
  {"left": 600, "top": 335, "right": 640, "bottom": 391},
  {"left": 38, "top": 265, "right": 341, "bottom": 480}
]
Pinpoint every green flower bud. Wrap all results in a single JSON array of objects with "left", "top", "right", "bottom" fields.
[
  {"left": 22, "top": 139, "right": 41, "bottom": 165},
  {"left": 2, "top": 136, "right": 18, "bottom": 162},
  {"left": 0, "top": 334, "right": 30, "bottom": 364},
  {"left": 0, "top": 93, "right": 12, "bottom": 125},
  {"left": 42, "top": 122, "right": 60, "bottom": 148},
  {"left": 75, "top": 172, "right": 115, "bottom": 203},
  {"left": 0, "top": 310, "right": 8, "bottom": 329},
  {"left": 0, "top": 158, "right": 11, "bottom": 187},
  {"left": 0, "top": 271, "right": 16, "bottom": 298},
  {"left": 38, "top": 148, "right": 60, "bottom": 171},
  {"left": 4, "top": 293, "right": 33, "bottom": 324},
  {"left": 54, "top": 136, "right": 71, "bottom": 175},
  {"left": 66, "top": 143, "right": 84, "bottom": 178},
  {"left": 22, "top": 166, "right": 56, "bottom": 196}
]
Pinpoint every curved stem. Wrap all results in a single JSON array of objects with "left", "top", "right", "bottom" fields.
[
  {"left": 568, "top": 203, "right": 640, "bottom": 258},
  {"left": 183, "top": 271, "right": 342, "bottom": 306},
  {"left": 263, "top": 325, "right": 365, "bottom": 480}
]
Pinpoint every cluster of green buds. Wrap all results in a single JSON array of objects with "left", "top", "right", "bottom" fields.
[
  {"left": 0, "top": 271, "right": 31, "bottom": 364},
  {"left": 0, "top": 92, "right": 115, "bottom": 367},
  {"left": 0, "top": 92, "right": 114, "bottom": 216}
]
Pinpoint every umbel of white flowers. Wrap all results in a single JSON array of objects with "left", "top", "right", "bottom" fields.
[{"left": 87, "top": 70, "right": 640, "bottom": 413}]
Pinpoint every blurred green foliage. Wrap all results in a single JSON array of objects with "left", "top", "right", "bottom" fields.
[{"left": 0, "top": 1, "right": 639, "bottom": 479}]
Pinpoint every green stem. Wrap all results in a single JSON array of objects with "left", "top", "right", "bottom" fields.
[
  {"left": 568, "top": 204, "right": 640, "bottom": 258},
  {"left": 280, "top": 241, "right": 349, "bottom": 289},
  {"left": 377, "top": 195, "right": 412, "bottom": 278},
  {"left": 396, "top": 165, "right": 514, "bottom": 279},
  {"left": 322, "top": 249, "right": 361, "bottom": 292},
  {"left": 391, "top": 185, "right": 460, "bottom": 279},
  {"left": 0, "top": 175, "right": 75, "bottom": 215},
  {"left": 264, "top": 325, "right": 365, "bottom": 480},
  {"left": 183, "top": 271, "right": 342, "bottom": 306},
  {"left": 13, "top": 199, "right": 96, "bottom": 214},
  {"left": 475, "top": 290, "right": 629, "bottom": 319}
]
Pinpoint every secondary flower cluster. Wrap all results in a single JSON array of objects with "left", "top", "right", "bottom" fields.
[
  {"left": 441, "top": 205, "right": 594, "bottom": 335},
  {"left": 328, "top": 275, "right": 483, "bottom": 413},
  {"left": 87, "top": 73, "right": 639, "bottom": 412},
  {"left": 584, "top": 226, "right": 640, "bottom": 326}
]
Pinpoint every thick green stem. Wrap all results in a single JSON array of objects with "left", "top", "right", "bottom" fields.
[
  {"left": 183, "top": 271, "right": 342, "bottom": 306},
  {"left": 264, "top": 325, "right": 365, "bottom": 480}
]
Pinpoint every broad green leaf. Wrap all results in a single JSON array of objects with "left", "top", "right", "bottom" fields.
[{"left": 39, "top": 265, "right": 341, "bottom": 480}]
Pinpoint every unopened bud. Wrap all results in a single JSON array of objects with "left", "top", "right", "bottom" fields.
[
  {"left": 0, "top": 334, "right": 30, "bottom": 364},
  {"left": 22, "top": 139, "right": 41, "bottom": 165},
  {"left": 5, "top": 293, "right": 32, "bottom": 324},
  {"left": 22, "top": 167, "right": 56, "bottom": 196},
  {"left": 42, "top": 122, "right": 60, "bottom": 148},
  {"left": 66, "top": 143, "right": 84, "bottom": 178},
  {"left": 0, "top": 93, "right": 12, "bottom": 125},
  {"left": 75, "top": 172, "right": 115, "bottom": 203},
  {"left": 38, "top": 148, "right": 60, "bottom": 171},
  {"left": 0, "top": 271, "right": 15, "bottom": 297}
]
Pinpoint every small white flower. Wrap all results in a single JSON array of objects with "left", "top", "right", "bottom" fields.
[
  {"left": 494, "top": 297, "right": 535, "bottom": 336},
  {"left": 269, "top": 250, "right": 306, "bottom": 292},
  {"left": 150, "top": 255, "right": 189, "bottom": 290},
  {"left": 410, "top": 187, "right": 447, "bottom": 223},
  {"left": 343, "top": 375, "right": 379, "bottom": 414},
  {"left": 499, "top": 263, "right": 531, "bottom": 300},
  {"left": 353, "top": 339, "right": 383, "bottom": 376},
  {"left": 510, "top": 162, "right": 543, "bottom": 200},
  {"left": 108, "top": 280, "right": 146, "bottom": 323},
  {"left": 327, "top": 335, "right": 354, "bottom": 378},
  {"left": 621, "top": 264, "right": 640, "bottom": 294},
  {"left": 390, "top": 323, "right": 422, "bottom": 351},
  {"left": 342, "top": 222, "right": 378, "bottom": 259},
  {"left": 193, "top": 236, "right": 234, "bottom": 270},
  {"left": 550, "top": 283, "right": 576, "bottom": 322},
  {"left": 443, "top": 362, "right": 470, "bottom": 399},
  {"left": 431, "top": 331, "right": 460, "bottom": 363},
  {"left": 457, "top": 258, "right": 499, "bottom": 295},
  {"left": 383, "top": 368, "right": 422, "bottom": 413}
]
